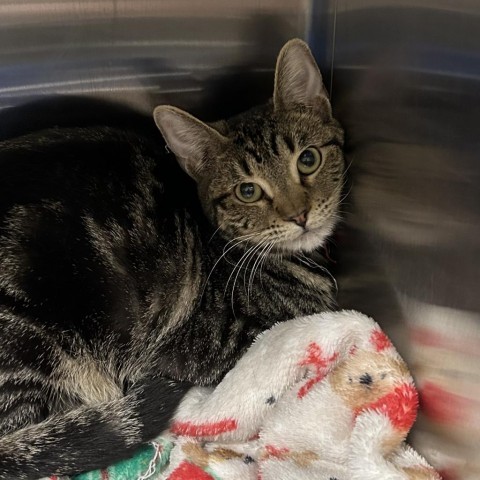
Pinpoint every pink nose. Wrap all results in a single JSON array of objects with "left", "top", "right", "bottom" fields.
[{"left": 289, "top": 210, "right": 308, "bottom": 228}]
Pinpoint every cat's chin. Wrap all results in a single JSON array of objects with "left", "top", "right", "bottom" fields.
[{"left": 277, "top": 219, "right": 336, "bottom": 253}]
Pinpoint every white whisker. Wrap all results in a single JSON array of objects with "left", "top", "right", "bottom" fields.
[
  {"left": 258, "top": 240, "right": 277, "bottom": 291},
  {"left": 224, "top": 242, "right": 261, "bottom": 317},
  {"left": 228, "top": 239, "right": 267, "bottom": 305},
  {"left": 246, "top": 239, "right": 272, "bottom": 305},
  {"left": 243, "top": 239, "right": 269, "bottom": 299},
  {"left": 207, "top": 225, "right": 223, "bottom": 244},
  {"left": 199, "top": 232, "right": 260, "bottom": 304}
]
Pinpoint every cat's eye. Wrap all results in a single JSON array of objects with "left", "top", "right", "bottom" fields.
[
  {"left": 235, "top": 182, "right": 263, "bottom": 203},
  {"left": 297, "top": 147, "right": 322, "bottom": 175}
]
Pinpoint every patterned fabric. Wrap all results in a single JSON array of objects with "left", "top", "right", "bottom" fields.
[
  {"left": 41, "top": 440, "right": 172, "bottom": 480},
  {"left": 40, "top": 310, "right": 440, "bottom": 480},
  {"left": 402, "top": 299, "right": 480, "bottom": 480}
]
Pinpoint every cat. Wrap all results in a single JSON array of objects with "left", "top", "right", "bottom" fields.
[{"left": 0, "top": 39, "right": 344, "bottom": 478}]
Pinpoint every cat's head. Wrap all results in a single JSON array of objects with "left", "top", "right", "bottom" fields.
[{"left": 154, "top": 39, "right": 344, "bottom": 253}]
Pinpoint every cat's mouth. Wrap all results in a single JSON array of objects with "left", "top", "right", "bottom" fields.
[{"left": 276, "top": 217, "right": 336, "bottom": 253}]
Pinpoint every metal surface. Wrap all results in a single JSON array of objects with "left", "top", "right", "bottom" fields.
[
  {"left": 310, "top": 1, "right": 480, "bottom": 477},
  {"left": 0, "top": 0, "right": 479, "bottom": 477},
  {"left": 0, "top": 0, "right": 309, "bottom": 121}
]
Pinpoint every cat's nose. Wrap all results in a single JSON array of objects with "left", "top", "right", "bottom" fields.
[{"left": 288, "top": 209, "right": 309, "bottom": 228}]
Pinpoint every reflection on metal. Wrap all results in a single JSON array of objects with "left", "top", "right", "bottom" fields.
[
  {"left": 311, "top": 1, "right": 480, "bottom": 477},
  {"left": 0, "top": 0, "right": 309, "bottom": 118},
  {"left": 1, "top": 0, "right": 479, "bottom": 477}
]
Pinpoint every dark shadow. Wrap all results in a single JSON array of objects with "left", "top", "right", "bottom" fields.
[
  {"left": 0, "top": 96, "right": 157, "bottom": 142},
  {"left": 187, "top": 14, "right": 297, "bottom": 121}
]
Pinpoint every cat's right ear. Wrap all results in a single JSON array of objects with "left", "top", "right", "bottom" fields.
[{"left": 153, "top": 106, "right": 227, "bottom": 179}]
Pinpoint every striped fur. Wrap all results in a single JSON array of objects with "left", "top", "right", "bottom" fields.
[{"left": 0, "top": 39, "right": 344, "bottom": 478}]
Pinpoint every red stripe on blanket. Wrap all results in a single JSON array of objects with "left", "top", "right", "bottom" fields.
[
  {"left": 101, "top": 469, "right": 109, "bottom": 480},
  {"left": 171, "top": 418, "right": 238, "bottom": 437},
  {"left": 370, "top": 329, "right": 392, "bottom": 352},
  {"left": 265, "top": 445, "right": 290, "bottom": 459},
  {"left": 297, "top": 376, "right": 322, "bottom": 399},
  {"left": 297, "top": 342, "right": 338, "bottom": 398},
  {"left": 355, "top": 383, "right": 418, "bottom": 431},
  {"left": 169, "top": 461, "right": 215, "bottom": 480}
]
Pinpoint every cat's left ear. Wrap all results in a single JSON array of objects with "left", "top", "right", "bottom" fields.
[
  {"left": 273, "top": 39, "right": 332, "bottom": 118},
  {"left": 153, "top": 105, "right": 227, "bottom": 180}
]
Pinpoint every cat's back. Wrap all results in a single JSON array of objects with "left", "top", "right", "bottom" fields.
[
  {"left": 0, "top": 125, "right": 199, "bottom": 339},
  {"left": 0, "top": 124, "right": 199, "bottom": 242},
  {"left": 0, "top": 126, "right": 163, "bottom": 213}
]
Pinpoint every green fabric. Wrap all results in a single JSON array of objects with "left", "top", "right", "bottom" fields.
[{"left": 72, "top": 438, "right": 173, "bottom": 480}]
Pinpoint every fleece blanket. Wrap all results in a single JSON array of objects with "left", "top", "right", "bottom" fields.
[{"left": 42, "top": 311, "right": 440, "bottom": 480}]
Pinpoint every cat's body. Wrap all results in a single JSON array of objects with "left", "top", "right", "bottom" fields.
[{"left": 0, "top": 40, "right": 344, "bottom": 478}]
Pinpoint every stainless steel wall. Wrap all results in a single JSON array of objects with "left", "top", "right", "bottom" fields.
[
  {"left": 1, "top": 0, "right": 478, "bottom": 478},
  {"left": 313, "top": 1, "right": 480, "bottom": 478},
  {"left": 0, "top": 0, "right": 310, "bottom": 120}
]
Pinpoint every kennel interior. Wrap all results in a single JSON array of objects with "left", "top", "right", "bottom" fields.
[{"left": 1, "top": 0, "right": 479, "bottom": 477}]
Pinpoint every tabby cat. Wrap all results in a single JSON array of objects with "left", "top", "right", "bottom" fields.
[{"left": 0, "top": 39, "right": 344, "bottom": 478}]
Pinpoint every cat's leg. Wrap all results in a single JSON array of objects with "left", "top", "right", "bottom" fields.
[
  {"left": 0, "top": 314, "right": 57, "bottom": 435},
  {"left": 0, "top": 377, "right": 50, "bottom": 435},
  {"left": 0, "top": 379, "right": 49, "bottom": 437},
  {"left": 0, "top": 373, "right": 191, "bottom": 480}
]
